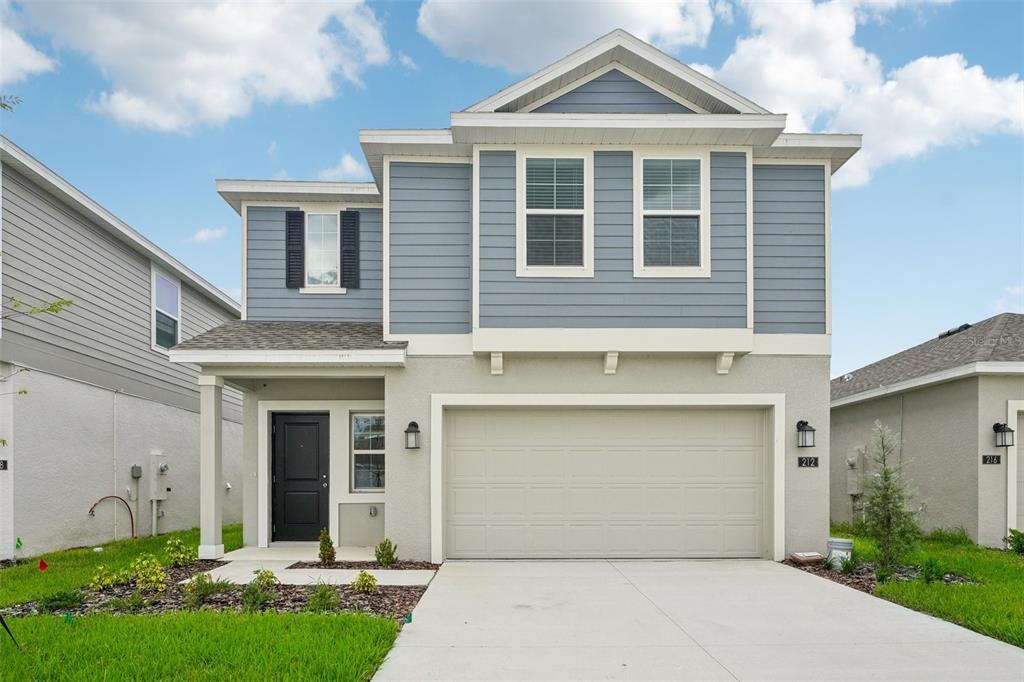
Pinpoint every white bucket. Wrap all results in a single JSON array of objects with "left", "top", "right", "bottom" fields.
[{"left": 826, "top": 537, "right": 854, "bottom": 568}]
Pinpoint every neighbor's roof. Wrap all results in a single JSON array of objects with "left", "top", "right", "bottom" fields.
[
  {"left": 832, "top": 313, "right": 1024, "bottom": 404},
  {"left": 172, "top": 320, "right": 406, "bottom": 352},
  {"left": 0, "top": 135, "right": 240, "bottom": 316}
]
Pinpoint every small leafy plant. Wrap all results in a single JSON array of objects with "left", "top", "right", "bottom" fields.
[
  {"left": 241, "top": 569, "right": 279, "bottom": 612},
  {"left": 129, "top": 554, "right": 168, "bottom": 594},
  {"left": 305, "top": 582, "right": 341, "bottom": 613},
  {"left": 919, "top": 557, "right": 945, "bottom": 584},
  {"left": 318, "top": 528, "right": 336, "bottom": 565},
  {"left": 108, "top": 590, "right": 148, "bottom": 614},
  {"left": 38, "top": 589, "right": 84, "bottom": 614},
  {"left": 165, "top": 537, "right": 198, "bottom": 567},
  {"left": 183, "top": 572, "right": 235, "bottom": 609},
  {"left": 351, "top": 570, "right": 378, "bottom": 594},
  {"left": 839, "top": 549, "right": 862, "bottom": 575},
  {"left": 1004, "top": 528, "right": 1024, "bottom": 555},
  {"left": 375, "top": 538, "right": 397, "bottom": 568},
  {"left": 88, "top": 564, "right": 129, "bottom": 592}
]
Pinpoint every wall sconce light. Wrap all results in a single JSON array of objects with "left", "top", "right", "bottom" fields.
[
  {"left": 404, "top": 421, "right": 421, "bottom": 449},
  {"left": 993, "top": 422, "right": 1015, "bottom": 448},
  {"left": 796, "top": 420, "right": 816, "bottom": 448}
]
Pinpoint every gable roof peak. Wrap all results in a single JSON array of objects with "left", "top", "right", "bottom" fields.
[{"left": 464, "top": 28, "right": 769, "bottom": 116}]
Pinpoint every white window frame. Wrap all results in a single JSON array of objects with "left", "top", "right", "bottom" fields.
[
  {"left": 516, "top": 148, "right": 594, "bottom": 278},
  {"left": 302, "top": 210, "right": 345, "bottom": 294},
  {"left": 150, "top": 263, "right": 181, "bottom": 354},
  {"left": 350, "top": 412, "right": 385, "bottom": 493},
  {"left": 632, "top": 149, "right": 711, "bottom": 278}
]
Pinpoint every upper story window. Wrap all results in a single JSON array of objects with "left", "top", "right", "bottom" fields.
[
  {"left": 151, "top": 264, "right": 180, "bottom": 352},
  {"left": 632, "top": 151, "right": 710, "bottom": 278},
  {"left": 516, "top": 151, "right": 594, "bottom": 278},
  {"left": 305, "top": 213, "right": 341, "bottom": 288}
]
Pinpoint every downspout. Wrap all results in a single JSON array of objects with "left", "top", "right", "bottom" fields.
[
  {"left": 898, "top": 394, "right": 904, "bottom": 467},
  {"left": 112, "top": 389, "right": 118, "bottom": 540}
]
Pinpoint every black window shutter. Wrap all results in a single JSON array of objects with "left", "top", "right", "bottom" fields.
[
  {"left": 285, "top": 210, "right": 305, "bottom": 289},
  {"left": 340, "top": 210, "right": 360, "bottom": 289}
]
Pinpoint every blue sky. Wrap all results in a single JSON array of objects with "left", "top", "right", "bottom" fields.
[{"left": 1, "top": 0, "right": 1021, "bottom": 375}]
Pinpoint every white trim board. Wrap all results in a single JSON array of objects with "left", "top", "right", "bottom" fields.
[
  {"left": 1007, "top": 400, "right": 1023, "bottom": 540},
  {"left": 169, "top": 349, "right": 406, "bottom": 366},
  {"left": 831, "top": 362, "right": 1024, "bottom": 408},
  {"left": 256, "top": 400, "right": 385, "bottom": 548},
  {"left": 429, "top": 392, "right": 787, "bottom": 563}
]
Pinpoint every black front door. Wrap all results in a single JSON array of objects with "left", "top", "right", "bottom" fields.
[{"left": 272, "top": 413, "right": 329, "bottom": 541}]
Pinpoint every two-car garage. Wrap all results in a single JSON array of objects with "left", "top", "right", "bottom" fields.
[{"left": 441, "top": 404, "right": 774, "bottom": 559}]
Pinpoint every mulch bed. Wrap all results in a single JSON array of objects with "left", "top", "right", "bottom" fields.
[
  {"left": 0, "top": 559, "right": 22, "bottom": 570},
  {"left": 287, "top": 560, "right": 439, "bottom": 571},
  {"left": 1, "top": 559, "right": 426, "bottom": 621},
  {"left": 785, "top": 559, "right": 976, "bottom": 593}
]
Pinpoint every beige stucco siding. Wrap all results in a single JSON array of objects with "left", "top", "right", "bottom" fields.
[
  {"left": 831, "top": 378, "right": 980, "bottom": 539},
  {"left": 384, "top": 354, "right": 830, "bottom": 561}
]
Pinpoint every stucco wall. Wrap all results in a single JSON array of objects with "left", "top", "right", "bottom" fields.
[
  {"left": 382, "top": 353, "right": 831, "bottom": 561},
  {"left": 830, "top": 378, "right": 980, "bottom": 539},
  {"left": 10, "top": 368, "right": 242, "bottom": 557},
  {"left": 977, "top": 375, "right": 1024, "bottom": 545}
]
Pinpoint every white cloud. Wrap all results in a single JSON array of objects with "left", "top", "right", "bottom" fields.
[
  {"left": 272, "top": 169, "right": 290, "bottom": 181},
  {"left": 317, "top": 153, "right": 371, "bottom": 182},
  {"left": 398, "top": 51, "right": 419, "bottom": 71},
  {"left": 188, "top": 227, "right": 227, "bottom": 243},
  {"left": 17, "top": 1, "right": 389, "bottom": 132},
  {"left": 994, "top": 285, "right": 1024, "bottom": 314},
  {"left": 267, "top": 140, "right": 278, "bottom": 159},
  {"left": 417, "top": 0, "right": 715, "bottom": 72},
  {"left": 712, "top": 0, "right": 734, "bottom": 24},
  {"left": 0, "top": 2, "right": 55, "bottom": 85},
  {"left": 701, "top": 0, "right": 1023, "bottom": 187}
]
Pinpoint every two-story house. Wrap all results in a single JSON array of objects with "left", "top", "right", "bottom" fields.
[
  {"left": 0, "top": 135, "right": 244, "bottom": 559},
  {"left": 172, "top": 30, "right": 860, "bottom": 563}
]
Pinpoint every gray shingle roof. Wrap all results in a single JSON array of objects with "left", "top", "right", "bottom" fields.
[
  {"left": 831, "top": 313, "right": 1024, "bottom": 402},
  {"left": 174, "top": 321, "right": 406, "bottom": 352}
]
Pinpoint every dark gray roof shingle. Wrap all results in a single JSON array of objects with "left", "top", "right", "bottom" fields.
[
  {"left": 831, "top": 313, "right": 1024, "bottom": 402},
  {"left": 174, "top": 321, "right": 406, "bottom": 352}
]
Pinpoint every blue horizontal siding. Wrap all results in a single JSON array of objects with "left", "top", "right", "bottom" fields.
[{"left": 534, "top": 69, "right": 693, "bottom": 114}]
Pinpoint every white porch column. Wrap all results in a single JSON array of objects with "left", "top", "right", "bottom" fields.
[{"left": 198, "top": 375, "right": 224, "bottom": 559}]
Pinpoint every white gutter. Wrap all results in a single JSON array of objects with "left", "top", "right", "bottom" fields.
[
  {"left": 168, "top": 348, "right": 407, "bottom": 367},
  {"left": 831, "top": 361, "right": 1024, "bottom": 408}
]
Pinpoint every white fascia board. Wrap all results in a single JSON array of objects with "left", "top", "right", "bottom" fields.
[
  {"left": 464, "top": 29, "right": 769, "bottom": 115},
  {"left": 359, "top": 129, "right": 454, "bottom": 145},
  {"left": 0, "top": 135, "right": 240, "bottom": 316},
  {"left": 472, "top": 328, "right": 755, "bottom": 354},
  {"left": 217, "top": 179, "right": 381, "bottom": 214},
  {"left": 168, "top": 348, "right": 406, "bottom": 366},
  {"left": 451, "top": 112, "right": 786, "bottom": 130},
  {"left": 831, "top": 361, "right": 1024, "bottom": 408},
  {"left": 756, "top": 133, "right": 862, "bottom": 172}
]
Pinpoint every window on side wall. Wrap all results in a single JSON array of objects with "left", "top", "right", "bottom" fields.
[
  {"left": 517, "top": 153, "right": 593, "bottom": 277},
  {"left": 151, "top": 265, "right": 180, "bottom": 352},
  {"left": 351, "top": 413, "right": 385, "bottom": 492},
  {"left": 305, "top": 213, "right": 341, "bottom": 288},
  {"left": 633, "top": 153, "right": 710, "bottom": 278}
]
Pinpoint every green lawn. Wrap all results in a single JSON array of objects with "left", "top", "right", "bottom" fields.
[
  {"left": 831, "top": 524, "right": 1024, "bottom": 648},
  {"left": 0, "top": 612, "right": 397, "bottom": 681},
  {"left": 0, "top": 525, "right": 242, "bottom": 607}
]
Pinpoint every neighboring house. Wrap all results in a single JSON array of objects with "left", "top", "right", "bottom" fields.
[
  {"left": 830, "top": 313, "right": 1024, "bottom": 547},
  {"left": 0, "top": 136, "right": 244, "bottom": 559},
  {"left": 171, "top": 30, "right": 861, "bottom": 562}
]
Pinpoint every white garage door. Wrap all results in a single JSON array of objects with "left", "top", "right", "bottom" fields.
[{"left": 444, "top": 407, "right": 768, "bottom": 559}]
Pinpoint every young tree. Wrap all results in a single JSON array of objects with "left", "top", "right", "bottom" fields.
[{"left": 862, "top": 421, "right": 920, "bottom": 576}]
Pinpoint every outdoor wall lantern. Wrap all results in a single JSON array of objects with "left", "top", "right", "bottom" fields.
[
  {"left": 993, "top": 422, "right": 1015, "bottom": 448},
  {"left": 404, "top": 421, "right": 421, "bottom": 449},
  {"left": 796, "top": 420, "right": 816, "bottom": 448}
]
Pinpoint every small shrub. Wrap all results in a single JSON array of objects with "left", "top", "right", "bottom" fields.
[
  {"left": 861, "top": 422, "right": 921, "bottom": 572},
  {"left": 1004, "top": 528, "right": 1024, "bottom": 555},
  {"left": 241, "top": 569, "right": 279, "bottom": 612},
  {"left": 318, "top": 528, "right": 336, "bottom": 565},
  {"left": 839, "top": 549, "right": 862, "bottom": 575},
  {"left": 38, "top": 590, "right": 84, "bottom": 614},
  {"left": 183, "top": 572, "right": 234, "bottom": 609},
  {"left": 351, "top": 570, "right": 378, "bottom": 594},
  {"left": 875, "top": 565, "right": 894, "bottom": 584},
  {"left": 88, "top": 564, "right": 129, "bottom": 592},
  {"left": 129, "top": 554, "right": 168, "bottom": 594},
  {"left": 305, "top": 582, "right": 340, "bottom": 613},
  {"left": 926, "top": 527, "right": 973, "bottom": 546},
  {"left": 374, "top": 538, "right": 397, "bottom": 568},
  {"left": 108, "top": 590, "right": 147, "bottom": 613},
  {"left": 165, "top": 537, "right": 198, "bottom": 567},
  {"left": 919, "top": 557, "right": 944, "bottom": 584}
]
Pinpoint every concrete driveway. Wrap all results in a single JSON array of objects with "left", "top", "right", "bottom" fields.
[{"left": 374, "top": 560, "right": 1024, "bottom": 681}]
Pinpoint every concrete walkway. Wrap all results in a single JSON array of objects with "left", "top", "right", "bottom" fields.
[
  {"left": 374, "top": 560, "right": 1024, "bottom": 681},
  {"left": 209, "top": 545, "right": 435, "bottom": 586}
]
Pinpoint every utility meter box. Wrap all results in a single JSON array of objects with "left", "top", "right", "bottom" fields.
[
  {"left": 846, "top": 449, "right": 863, "bottom": 496},
  {"left": 149, "top": 451, "right": 169, "bottom": 501}
]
